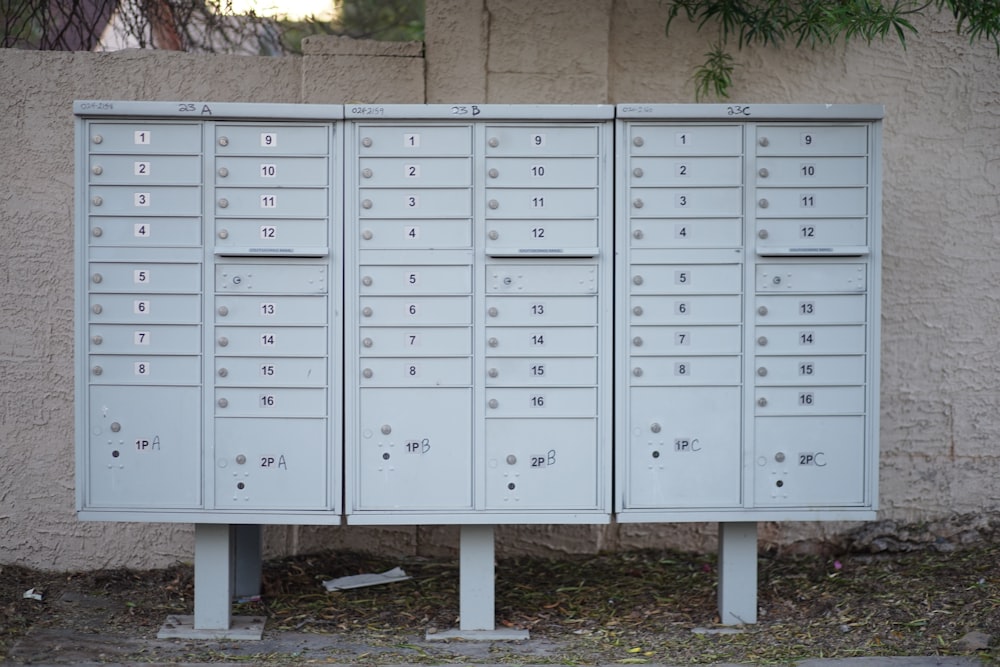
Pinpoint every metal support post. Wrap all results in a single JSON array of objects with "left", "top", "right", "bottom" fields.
[
  {"left": 234, "top": 524, "right": 263, "bottom": 601},
  {"left": 718, "top": 521, "right": 758, "bottom": 625}
]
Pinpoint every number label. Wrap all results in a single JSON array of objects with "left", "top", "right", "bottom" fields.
[
  {"left": 798, "top": 392, "right": 815, "bottom": 406},
  {"left": 675, "top": 132, "right": 688, "bottom": 146},
  {"left": 674, "top": 362, "right": 689, "bottom": 376},
  {"left": 800, "top": 225, "right": 816, "bottom": 238},
  {"left": 260, "top": 394, "right": 276, "bottom": 407},
  {"left": 134, "top": 269, "right": 149, "bottom": 284},
  {"left": 530, "top": 364, "right": 545, "bottom": 377},
  {"left": 134, "top": 192, "right": 150, "bottom": 207},
  {"left": 675, "top": 331, "right": 690, "bottom": 346},
  {"left": 530, "top": 450, "right": 556, "bottom": 467},
  {"left": 133, "top": 130, "right": 150, "bottom": 145},
  {"left": 260, "top": 364, "right": 276, "bottom": 377},
  {"left": 801, "top": 163, "right": 816, "bottom": 177},
  {"left": 133, "top": 300, "right": 149, "bottom": 314},
  {"left": 134, "top": 223, "right": 150, "bottom": 238},
  {"left": 800, "top": 194, "right": 815, "bottom": 208},
  {"left": 799, "top": 301, "right": 815, "bottom": 315},
  {"left": 530, "top": 334, "right": 545, "bottom": 346},
  {"left": 799, "top": 331, "right": 815, "bottom": 345},
  {"left": 134, "top": 161, "right": 150, "bottom": 176},
  {"left": 404, "top": 133, "right": 420, "bottom": 147},
  {"left": 530, "top": 164, "right": 545, "bottom": 177},
  {"left": 134, "top": 361, "right": 150, "bottom": 376},
  {"left": 133, "top": 330, "right": 150, "bottom": 345},
  {"left": 675, "top": 270, "right": 690, "bottom": 285},
  {"left": 799, "top": 362, "right": 815, "bottom": 376},
  {"left": 531, "top": 133, "right": 545, "bottom": 147},
  {"left": 260, "top": 302, "right": 276, "bottom": 316},
  {"left": 530, "top": 303, "right": 545, "bottom": 315},
  {"left": 405, "top": 164, "right": 420, "bottom": 178},
  {"left": 406, "top": 194, "right": 418, "bottom": 208},
  {"left": 260, "top": 194, "right": 276, "bottom": 209},
  {"left": 676, "top": 163, "right": 688, "bottom": 176},
  {"left": 260, "top": 333, "right": 276, "bottom": 346},
  {"left": 260, "top": 163, "right": 277, "bottom": 177},
  {"left": 530, "top": 394, "right": 545, "bottom": 407},
  {"left": 674, "top": 224, "right": 688, "bottom": 239},
  {"left": 675, "top": 194, "right": 689, "bottom": 208},
  {"left": 532, "top": 227, "right": 545, "bottom": 238},
  {"left": 675, "top": 301, "right": 689, "bottom": 315},
  {"left": 801, "top": 133, "right": 814, "bottom": 146},
  {"left": 260, "top": 225, "right": 277, "bottom": 239},
  {"left": 531, "top": 196, "right": 544, "bottom": 208},
  {"left": 405, "top": 226, "right": 419, "bottom": 239},
  {"left": 260, "top": 132, "right": 277, "bottom": 147}
]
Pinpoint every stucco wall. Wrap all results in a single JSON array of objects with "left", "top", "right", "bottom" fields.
[{"left": 3, "top": 0, "right": 999, "bottom": 570}]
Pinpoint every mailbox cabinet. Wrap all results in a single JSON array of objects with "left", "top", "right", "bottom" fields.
[
  {"left": 75, "top": 101, "right": 344, "bottom": 522},
  {"left": 615, "top": 104, "right": 881, "bottom": 522}
]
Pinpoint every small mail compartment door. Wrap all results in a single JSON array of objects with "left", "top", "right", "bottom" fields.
[
  {"left": 216, "top": 156, "right": 328, "bottom": 186},
  {"left": 88, "top": 123, "right": 201, "bottom": 154},
  {"left": 216, "top": 357, "right": 328, "bottom": 387},
  {"left": 630, "top": 325, "right": 741, "bottom": 356},
  {"left": 358, "top": 188, "right": 471, "bottom": 218},
  {"left": 630, "top": 263, "right": 742, "bottom": 295},
  {"left": 215, "top": 218, "right": 328, "bottom": 252},
  {"left": 89, "top": 355, "right": 200, "bottom": 385},
  {"left": 630, "top": 218, "right": 743, "bottom": 249},
  {"left": 486, "top": 188, "right": 598, "bottom": 218},
  {"left": 630, "top": 156, "right": 742, "bottom": 186},
  {"left": 756, "top": 263, "right": 866, "bottom": 293},
  {"left": 215, "top": 188, "right": 328, "bottom": 218},
  {"left": 215, "top": 295, "right": 328, "bottom": 325},
  {"left": 485, "top": 419, "right": 599, "bottom": 509},
  {"left": 487, "top": 264, "right": 598, "bottom": 294},
  {"left": 89, "top": 324, "right": 200, "bottom": 355},
  {"left": 359, "top": 327, "right": 471, "bottom": 356},
  {"left": 485, "top": 296, "right": 596, "bottom": 325},
  {"left": 87, "top": 386, "right": 201, "bottom": 508},
  {"left": 356, "top": 387, "right": 473, "bottom": 510},
  {"left": 754, "top": 356, "right": 865, "bottom": 386},
  {"left": 359, "top": 157, "right": 472, "bottom": 186},
  {"left": 485, "top": 219, "right": 598, "bottom": 255},
  {"left": 629, "top": 125, "right": 743, "bottom": 156},
  {"left": 755, "top": 294, "right": 866, "bottom": 324},
  {"left": 360, "top": 357, "right": 471, "bottom": 387},
  {"left": 215, "top": 419, "right": 329, "bottom": 510},
  {"left": 754, "top": 386, "right": 866, "bottom": 415},
  {"left": 89, "top": 154, "right": 202, "bottom": 184},
  {"left": 756, "top": 218, "right": 867, "bottom": 250},
  {"left": 89, "top": 185, "right": 201, "bottom": 216},
  {"left": 215, "top": 387, "right": 327, "bottom": 417},
  {"left": 215, "top": 326, "right": 327, "bottom": 356},
  {"left": 215, "top": 124, "right": 329, "bottom": 154},
  {"left": 755, "top": 156, "right": 868, "bottom": 186},
  {"left": 485, "top": 157, "right": 598, "bottom": 187},
  {"left": 90, "top": 294, "right": 201, "bottom": 324},
  {"left": 487, "top": 357, "right": 597, "bottom": 386},
  {"left": 486, "top": 326, "right": 595, "bottom": 356},
  {"left": 630, "top": 295, "right": 742, "bottom": 325},
  {"left": 90, "top": 262, "right": 202, "bottom": 294},
  {"left": 358, "top": 219, "right": 472, "bottom": 249},
  {"left": 756, "top": 188, "right": 867, "bottom": 217},
  {"left": 216, "top": 263, "right": 329, "bottom": 294},
  {"left": 360, "top": 265, "right": 471, "bottom": 295},
  {"left": 755, "top": 126, "right": 868, "bottom": 156},
  {"left": 89, "top": 217, "right": 201, "bottom": 248},
  {"left": 754, "top": 325, "right": 866, "bottom": 355},
  {"left": 485, "top": 387, "right": 596, "bottom": 418},
  {"left": 485, "top": 126, "right": 598, "bottom": 155},
  {"left": 754, "top": 416, "right": 866, "bottom": 506},
  {"left": 360, "top": 296, "right": 471, "bottom": 326},
  {"left": 357, "top": 125, "right": 472, "bottom": 156},
  {"left": 626, "top": 387, "right": 741, "bottom": 509},
  {"left": 631, "top": 187, "right": 742, "bottom": 218},
  {"left": 630, "top": 356, "right": 742, "bottom": 386}
]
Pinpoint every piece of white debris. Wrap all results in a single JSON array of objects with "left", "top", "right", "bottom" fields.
[
  {"left": 23, "top": 588, "right": 43, "bottom": 601},
  {"left": 323, "top": 567, "right": 410, "bottom": 592}
]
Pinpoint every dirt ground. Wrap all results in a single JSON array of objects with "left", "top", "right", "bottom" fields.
[{"left": 3, "top": 531, "right": 999, "bottom": 665}]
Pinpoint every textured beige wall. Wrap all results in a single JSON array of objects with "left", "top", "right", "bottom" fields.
[{"left": 3, "top": 0, "right": 999, "bottom": 570}]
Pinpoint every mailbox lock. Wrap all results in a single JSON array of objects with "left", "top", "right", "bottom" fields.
[
  {"left": 91, "top": 134, "right": 103, "bottom": 144},
  {"left": 231, "top": 275, "right": 242, "bottom": 285},
  {"left": 757, "top": 336, "right": 768, "bottom": 346},
  {"left": 650, "top": 423, "right": 661, "bottom": 433},
  {"left": 218, "top": 198, "right": 229, "bottom": 209},
  {"left": 91, "top": 196, "right": 103, "bottom": 207},
  {"left": 757, "top": 397, "right": 768, "bottom": 407},
  {"left": 362, "top": 276, "right": 373, "bottom": 286},
  {"left": 758, "top": 198, "right": 769, "bottom": 209},
  {"left": 218, "top": 368, "right": 228, "bottom": 377},
  {"left": 488, "top": 399, "right": 499, "bottom": 409},
  {"left": 507, "top": 482, "right": 516, "bottom": 490},
  {"left": 91, "top": 273, "right": 103, "bottom": 284},
  {"left": 758, "top": 167, "right": 769, "bottom": 178},
  {"left": 632, "top": 198, "right": 644, "bottom": 209},
  {"left": 218, "top": 167, "right": 229, "bottom": 177},
  {"left": 772, "top": 276, "right": 782, "bottom": 285},
  {"left": 758, "top": 229, "right": 769, "bottom": 239},
  {"left": 218, "top": 136, "right": 229, "bottom": 146},
  {"left": 488, "top": 137, "right": 499, "bottom": 148},
  {"left": 217, "top": 398, "right": 228, "bottom": 408},
  {"left": 217, "top": 336, "right": 229, "bottom": 347},
  {"left": 362, "top": 337, "right": 373, "bottom": 348},
  {"left": 218, "top": 229, "right": 229, "bottom": 239},
  {"left": 488, "top": 199, "right": 499, "bottom": 210},
  {"left": 632, "top": 367, "right": 643, "bottom": 377},
  {"left": 502, "top": 276, "right": 512, "bottom": 286},
  {"left": 361, "top": 168, "right": 373, "bottom": 179},
  {"left": 488, "top": 230, "right": 499, "bottom": 240},
  {"left": 652, "top": 450, "right": 661, "bottom": 459},
  {"left": 362, "top": 368, "right": 373, "bottom": 379},
  {"left": 488, "top": 168, "right": 499, "bottom": 178},
  {"left": 488, "top": 368, "right": 498, "bottom": 378},
  {"left": 381, "top": 424, "right": 391, "bottom": 435},
  {"left": 362, "top": 306, "right": 373, "bottom": 317},
  {"left": 361, "top": 137, "right": 373, "bottom": 147},
  {"left": 91, "top": 304, "right": 103, "bottom": 314},
  {"left": 382, "top": 453, "right": 390, "bottom": 460},
  {"left": 91, "top": 227, "right": 103, "bottom": 237},
  {"left": 92, "top": 164, "right": 103, "bottom": 175},
  {"left": 633, "top": 229, "right": 644, "bottom": 240},
  {"left": 632, "top": 167, "right": 644, "bottom": 178},
  {"left": 758, "top": 136, "right": 769, "bottom": 147},
  {"left": 110, "top": 422, "right": 121, "bottom": 433},
  {"left": 632, "top": 136, "right": 644, "bottom": 147},
  {"left": 632, "top": 336, "right": 643, "bottom": 347},
  {"left": 236, "top": 454, "right": 246, "bottom": 465},
  {"left": 488, "top": 337, "right": 499, "bottom": 348},
  {"left": 757, "top": 367, "right": 768, "bottom": 377},
  {"left": 361, "top": 199, "right": 373, "bottom": 209},
  {"left": 91, "top": 335, "right": 103, "bottom": 345},
  {"left": 775, "top": 452, "right": 786, "bottom": 463},
  {"left": 632, "top": 306, "right": 643, "bottom": 316},
  {"left": 362, "top": 230, "right": 373, "bottom": 240},
  {"left": 217, "top": 305, "right": 229, "bottom": 316},
  {"left": 632, "top": 275, "right": 643, "bottom": 285},
  {"left": 487, "top": 307, "right": 498, "bottom": 317},
  {"left": 506, "top": 454, "right": 517, "bottom": 465},
  {"left": 757, "top": 306, "right": 768, "bottom": 316}
]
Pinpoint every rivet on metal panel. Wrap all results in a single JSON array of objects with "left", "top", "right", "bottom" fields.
[
  {"left": 488, "top": 399, "right": 499, "bottom": 409},
  {"left": 91, "top": 196, "right": 103, "bottom": 206},
  {"left": 488, "top": 137, "right": 499, "bottom": 148},
  {"left": 632, "top": 336, "right": 643, "bottom": 347},
  {"left": 488, "top": 368, "right": 498, "bottom": 378},
  {"left": 110, "top": 422, "right": 121, "bottom": 432},
  {"left": 91, "top": 273, "right": 103, "bottom": 284},
  {"left": 217, "top": 305, "right": 229, "bottom": 316},
  {"left": 487, "top": 307, "right": 498, "bottom": 317},
  {"left": 632, "top": 275, "right": 643, "bottom": 285},
  {"left": 92, "top": 365, "right": 103, "bottom": 375},
  {"left": 361, "top": 168, "right": 373, "bottom": 178},
  {"left": 632, "top": 167, "right": 643, "bottom": 178},
  {"left": 236, "top": 454, "right": 246, "bottom": 464},
  {"left": 362, "top": 199, "right": 373, "bottom": 209},
  {"left": 92, "top": 304, "right": 103, "bottom": 314},
  {"left": 488, "top": 337, "right": 499, "bottom": 348},
  {"left": 633, "top": 229, "right": 644, "bottom": 239},
  {"left": 218, "top": 229, "right": 229, "bottom": 239},
  {"left": 488, "top": 230, "right": 499, "bottom": 240},
  {"left": 362, "top": 230, "right": 373, "bottom": 240},
  {"left": 362, "top": 137, "right": 373, "bottom": 147},
  {"left": 92, "top": 134, "right": 103, "bottom": 144},
  {"left": 633, "top": 198, "right": 644, "bottom": 209},
  {"left": 775, "top": 452, "right": 785, "bottom": 462},
  {"left": 218, "top": 398, "right": 228, "bottom": 408},
  {"left": 92, "top": 165, "right": 103, "bottom": 175},
  {"left": 758, "top": 136, "right": 769, "bottom": 147},
  {"left": 758, "top": 167, "right": 769, "bottom": 178},
  {"left": 218, "top": 198, "right": 229, "bottom": 209},
  {"left": 91, "top": 335, "right": 103, "bottom": 345},
  {"left": 362, "top": 307, "right": 373, "bottom": 317},
  {"left": 218, "top": 167, "right": 229, "bottom": 177},
  {"left": 632, "top": 136, "right": 644, "bottom": 147},
  {"left": 381, "top": 424, "right": 391, "bottom": 435},
  {"left": 217, "top": 337, "right": 229, "bottom": 347},
  {"left": 362, "top": 368, "right": 373, "bottom": 378},
  {"left": 757, "top": 367, "right": 767, "bottom": 377},
  {"left": 758, "top": 198, "right": 769, "bottom": 209},
  {"left": 758, "top": 229, "right": 769, "bottom": 239},
  {"left": 488, "top": 168, "right": 499, "bottom": 178},
  {"left": 92, "top": 227, "right": 103, "bottom": 237},
  {"left": 632, "top": 306, "right": 643, "bottom": 316},
  {"left": 757, "top": 306, "right": 768, "bottom": 316},
  {"left": 363, "top": 338, "right": 373, "bottom": 348},
  {"left": 218, "top": 136, "right": 229, "bottom": 146},
  {"left": 757, "top": 397, "right": 768, "bottom": 407},
  {"left": 757, "top": 336, "right": 768, "bottom": 346},
  {"left": 362, "top": 276, "right": 373, "bottom": 286},
  {"left": 218, "top": 368, "right": 228, "bottom": 377},
  {"left": 632, "top": 367, "right": 643, "bottom": 377},
  {"left": 488, "top": 199, "right": 499, "bottom": 210}
]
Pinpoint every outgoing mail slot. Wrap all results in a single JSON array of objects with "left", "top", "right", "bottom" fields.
[
  {"left": 626, "top": 386, "right": 741, "bottom": 508},
  {"left": 359, "top": 219, "right": 472, "bottom": 249},
  {"left": 485, "top": 157, "right": 597, "bottom": 187},
  {"left": 359, "top": 296, "right": 471, "bottom": 325},
  {"left": 90, "top": 262, "right": 201, "bottom": 293},
  {"left": 89, "top": 217, "right": 201, "bottom": 248},
  {"left": 629, "top": 125, "right": 742, "bottom": 156},
  {"left": 485, "top": 387, "right": 596, "bottom": 417},
  {"left": 90, "top": 293, "right": 201, "bottom": 323},
  {"left": 756, "top": 218, "right": 867, "bottom": 250},
  {"left": 215, "top": 187, "right": 328, "bottom": 217},
  {"left": 630, "top": 218, "right": 743, "bottom": 248},
  {"left": 630, "top": 325, "right": 741, "bottom": 355},
  {"left": 359, "top": 326, "right": 471, "bottom": 356},
  {"left": 214, "top": 418, "right": 328, "bottom": 510},
  {"left": 754, "top": 386, "right": 865, "bottom": 415},
  {"left": 484, "top": 418, "right": 598, "bottom": 510},
  {"left": 630, "top": 187, "right": 742, "bottom": 218},
  {"left": 755, "top": 187, "right": 867, "bottom": 217},
  {"left": 630, "top": 295, "right": 742, "bottom": 325},
  {"left": 216, "top": 263, "right": 328, "bottom": 293},
  {"left": 630, "top": 356, "right": 741, "bottom": 386},
  {"left": 89, "top": 355, "right": 200, "bottom": 385},
  {"left": 360, "top": 357, "right": 471, "bottom": 386},
  {"left": 89, "top": 154, "right": 201, "bottom": 184},
  {"left": 357, "top": 188, "right": 471, "bottom": 218},
  {"left": 755, "top": 294, "right": 866, "bottom": 323},
  {"left": 215, "top": 387, "right": 327, "bottom": 416},
  {"left": 754, "top": 355, "right": 865, "bottom": 386},
  {"left": 486, "top": 188, "right": 597, "bottom": 218},
  {"left": 357, "top": 125, "right": 472, "bottom": 156},
  {"left": 359, "top": 265, "right": 471, "bottom": 294},
  {"left": 755, "top": 156, "right": 868, "bottom": 186},
  {"left": 755, "top": 126, "right": 868, "bottom": 156},
  {"left": 357, "top": 387, "right": 473, "bottom": 510},
  {"left": 485, "top": 295, "right": 596, "bottom": 325},
  {"left": 754, "top": 324, "right": 866, "bottom": 355},
  {"left": 756, "top": 263, "right": 866, "bottom": 293},
  {"left": 485, "top": 125, "right": 598, "bottom": 156},
  {"left": 487, "top": 264, "right": 597, "bottom": 294},
  {"left": 630, "top": 263, "right": 742, "bottom": 294},
  {"left": 89, "top": 185, "right": 201, "bottom": 216},
  {"left": 215, "top": 295, "right": 328, "bottom": 325},
  {"left": 486, "top": 326, "right": 595, "bottom": 356},
  {"left": 359, "top": 157, "right": 472, "bottom": 186},
  {"left": 216, "top": 156, "right": 328, "bottom": 186},
  {"left": 485, "top": 219, "right": 598, "bottom": 253},
  {"left": 630, "top": 156, "right": 742, "bottom": 186},
  {"left": 215, "top": 357, "right": 327, "bottom": 386},
  {"left": 754, "top": 416, "right": 865, "bottom": 507},
  {"left": 89, "top": 122, "right": 201, "bottom": 154},
  {"left": 89, "top": 324, "right": 200, "bottom": 354},
  {"left": 215, "top": 218, "right": 327, "bottom": 251},
  {"left": 215, "top": 124, "right": 329, "bottom": 154},
  {"left": 215, "top": 326, "right": 327, "bottom": 356},
  {"left": 486, "top": 357, "right": 597, "bottom": 386},
  {"left": 87, "top": 385, "right": 201, "bottom": 508}
]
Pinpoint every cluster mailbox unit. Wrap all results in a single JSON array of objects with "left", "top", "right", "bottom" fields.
[{"left": 74, "top": 101, "right": 881, "bottom": 636}]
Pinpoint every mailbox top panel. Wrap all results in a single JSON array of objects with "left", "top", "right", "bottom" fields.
[
  {"left": 617, "top": 104, "right": 884, "bottom": 121},
  {"left": 75, "top": 100, "right": 345, "bottom": 120},
  {"left": 345, "top": 104, "right": 615, "bottom": 120}
]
